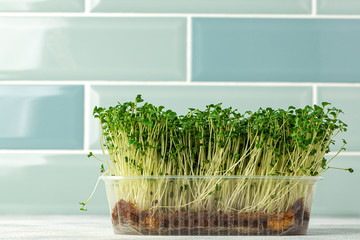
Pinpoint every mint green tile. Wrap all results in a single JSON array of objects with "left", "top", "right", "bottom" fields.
[
  {"left": 318, "top": 0, "right": 360, "bottom": 15},
  {"left": 0, "top": 154, "right": 107, "bottom": 214},
  {"left": 0, "top": 18, "right": 186, "bottom": 81},
  {"left": 0, "top": 0, "right": 83, "bottom": 12},
  {"left": 193, "top": 18, "right": 360, "bottom": 83},
  {"left": 0, "top": 85, "right": 83, "bottom": 149},
  {"left": 89, "top": 85, "right": 312, "bottom": 149},
  {"left": 90, "top": 0, "right": 311, "bottom": 14},
  {"left": 312, "top": 156, "right": 360, "bottom": 216},
  {"left": 318, "top": 87, "right": 360, "bottom": 152}
]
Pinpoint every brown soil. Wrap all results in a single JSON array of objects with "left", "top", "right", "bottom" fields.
[{"left": 111, "top": 198, "right": 310, "bottom": 235}]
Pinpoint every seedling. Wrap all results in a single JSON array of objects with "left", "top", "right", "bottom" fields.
[{"left": 82, "top": 95, "right": 352, "bottom": 235}]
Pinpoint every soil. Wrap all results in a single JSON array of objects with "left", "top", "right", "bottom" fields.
[{"left": 111, "top": 198, "right": 310, "bottom": 235}]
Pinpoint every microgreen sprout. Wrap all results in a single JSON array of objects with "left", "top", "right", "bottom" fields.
[
  {"left": 79, "top": 202, "right": 87, "bottom": 211},
  {"left": 82, "top": 95, "right": 352, "bottom": 213}
]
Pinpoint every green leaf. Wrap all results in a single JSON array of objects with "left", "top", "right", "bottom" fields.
[
  {"left": 135, "top": 94, "right": 144, "bottom": 103},
  {"left": 79, "top": 202, "right": 87, "bottom": 211},
  {"left": 233, "top": 153, "right": 241, "bottom": 159},
  {"left": 87, "top": 152, "right": 93, "bottom": 158},
  {"left": 321, "top": 158, "right": 327, "bottom": 169},
  {"left": 329, "top": 111, "right": 337, "bottom": 118},
  {"left": 143, "top": 119, "right": 153, "bottom": 126},
  {"left": 321, "top": 102, "right": 331, "bottom": 108},
  {"left": 348, "top": 168, "right": 354, "bottom": 173}
]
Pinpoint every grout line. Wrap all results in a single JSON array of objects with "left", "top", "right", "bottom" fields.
[
  {"left": 327, "top": 151, "right": 360, "bottom": 156},
  {"left": 312, "top": 0, "right": 317, "bottom": 16},
  {"left": 84, "top": 0, "right": 91, "bottom": 13},
  {"left": 0, "top": 81, "right": 88, "bottom": 85},
  {"left": 0, "top": 149, "right": 358, "bottom": 156},
  {"left": 312, "top": 84, "right": 318, "bottom": 106},
  {"left": 0, "top": 12, "right": 360, "bottom": 19},
  {"left": 1, "top": 81, "right": 360, "bottom": 87},
  {"left": 186, "top": 16, "right": 192, "bottom": 84},
  {"left": 88, "top": 150, "right": 105, "bottom": 155},
  {"left": 83, "top": 84, "right": 91, "bottom": 152},
  {"left": 0, "top": 150, "right": 88, "bottom": 154}
]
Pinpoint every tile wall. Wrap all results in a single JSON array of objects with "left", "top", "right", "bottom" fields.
[{"left": 0, "top": 0, "right": 359, "bottom": 216}]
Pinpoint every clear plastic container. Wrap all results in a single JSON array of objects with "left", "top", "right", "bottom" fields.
[{"left": 101, "top": 175, "right": 321, "bottom": 235}]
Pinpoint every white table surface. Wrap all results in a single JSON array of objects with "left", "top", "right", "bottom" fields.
[{"left": 0, "top": 216, "right": 359, "bottom": 240}]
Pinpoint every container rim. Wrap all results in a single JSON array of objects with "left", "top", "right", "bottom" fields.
[{"left": 100, "top": 175, "right": 322, "bottom": 181}]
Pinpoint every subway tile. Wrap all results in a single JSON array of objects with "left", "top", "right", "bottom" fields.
[
  {"left": 318, "top": 0, "right": 360, "bottom": 15},
  {"left": 0, "top": 0, "right": 83, "bottom": 12},
  {"left": 0, "top": 18, "right": 186, "bottom": 81},
  {"left": 0, "top": 154, "right": 107, "bottom": 214},
  {"left": 317, "top": 87, "right": 360, "bottom": 152},
  {"left": 312, "top": 156, "right": 360, "bottom": 216},
  {"left": 0, "top": 85, "right": 83, "bottom": 149},
  {"left": 89, "top": 85, "right": 312, "bottom": 149},
  {"left": 90, "top": 0, "right": 311, "bottom": 14},
  {"left": 192, "top": 18, "right": 360, "bottom": 83}
]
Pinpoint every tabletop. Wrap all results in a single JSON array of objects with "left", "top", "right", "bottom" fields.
[{"left": 0, "top": 215, "right": 359, "bottom": 240}]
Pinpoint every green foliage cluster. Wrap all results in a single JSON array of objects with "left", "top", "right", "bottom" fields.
[
  {"left": 93, "top": 95, "right": 350, "bottom": 177},
  {"left": 81, "top": 95, "right": 352, "bottom": 213}
]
